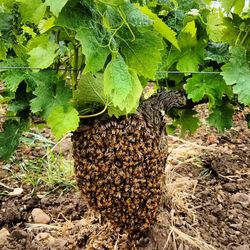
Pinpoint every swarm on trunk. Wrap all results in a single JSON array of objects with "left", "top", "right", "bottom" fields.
[{"left": 72, "top": 90, "right": 186, "bottom": 234}]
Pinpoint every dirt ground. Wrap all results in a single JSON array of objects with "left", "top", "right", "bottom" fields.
[{"left": 0, "top": 105, "right": 249, "bottom": 250}]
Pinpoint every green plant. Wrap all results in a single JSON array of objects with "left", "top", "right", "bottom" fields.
[
  {"left": 0, "top": 0, "right": 249, "bottom": 159},
  {"left": 9, "top": 150, "right": 76, "bottom": 193}
]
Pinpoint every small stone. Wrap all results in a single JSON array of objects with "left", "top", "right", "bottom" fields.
[
  {"left": 231, "top": 193, "right": 250, "bottom": 207},
  {"left": 31, "top": 208, "right": 50, "bottom": 224},
  {"left": 34, "top": 232, "right": 53, "bottom": 242},
  {"left": 207, "top": 215, "right": 218, "bottom": 224},
  {"left": 0, "top": 228, "right": 10, "bottom": 245},
  {"left": 11, "top": 229, "right": 28, "bottom": 240},
  {"left": 48, "top": 238, "right": 68, "bottom": 250},
  {"left": 8, "top": 187, "right": 24, "bottom": 197},
  {"left": 223, "top": 183, "right": 237, "bottom": 192}
]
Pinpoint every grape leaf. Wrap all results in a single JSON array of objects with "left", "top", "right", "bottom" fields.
[
  {"left": 45, "top": 0, "right": 69, "bottom": 17},
  {"left": 221, "top": 46, "right": 250, "bottom": 105},
  {"left": 47, "top": 106, "right": 79, "bottom": 139},
  {"left": 205, "top": 42, "right": 229, "bottom": 63},
  {"left": 208, "top": 103, "right": 234, "bottom": 132},
  {"left": 176, "top": 45, "right": 204, "bottom": 73},
  {"left": 30, "top": 72, "right": 72, "bottom": 118},
  {"left": 182, "top": 20, "right": 196, "bottom": 37},
  {"left": 104, "top": 53, "right": 132, "bottom": 111},
  {"left": 76, "top": 27, "right": 110, "bottom": 74},
  {"left": 206, "top": 11, "right": 228, "bottom": 43},
  {"left": 134, "top": 4, "right": 180, "bottom": 50},
  {"left": 28, "top": 42, "right": 59, "bottom": 69},
  {"left": 55, "top": 0, "right": 94, "bottom": 30},
  {"left": 166, "top": 110, "right": 200, "bottom": 136},
  {"left": 0, "top": 120, "right": 27, "bottom": 160},
  {"left": 2, "top": 70, "right": 27, "bottom": 92},
  {"left": 0, "top": 40, "right": 7, "bottom": 60},
  {"left": 122, "top": 2, "right": 153, "bottom": 27},
  {"left": 108, "top": 70, "right": 142, "bottom": 117},
  {"left": 0, "top": 12, "right": 12, "bottom": 33},
  {"left": 220, "top": 0, "right": 244, "bottom": 14},
  {"left": 38, "top": 17, "right": 55, "bottom": 33},
  {"left": 233, "top": 0, "right": 245, "bottom": 14},
  {"left": 108, "top": 0, "right": 126, "bottom": 6},
  {"left": 73, "top": 73, "right": 106, "bottom": 112},
  {"left": 179, "top": 110, "right": 200, "bottom": 137},
  {"left": 18, "top": 0, "right": 47, "bottom": 24},
  {"left": 121, "top": 30, "right": 163, "bottom": 79},
  {"left": 185, "top": 69, "right": 231, "bottom": 108}
]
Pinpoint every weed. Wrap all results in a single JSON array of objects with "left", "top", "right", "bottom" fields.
[{"left": 4, "top": 131, "right": 76, "bottom": 194}]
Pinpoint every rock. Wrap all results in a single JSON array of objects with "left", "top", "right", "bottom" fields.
[
  {"left": 11, "top": 229, "right": 28, "bottom": 240},
  {"left": 34, "top": 232, "right": 53, "bottom": 242},
  {"left": 8, "top": 187, "right": 24, "bottom": 197},
  {"left": 223, "top": 183, "right": 237, "bottom": 192},
  {"left": 0, "top": 228, "right": 10, "bottom": 245},
  {"left": 48, "top": 238, "right": 68, "bottom": 249},
  {"left": 231, "top": 193, "right": 250, "bottom": 207},
  {"left": 31, "top": 208, "right": 50, "bottom": 224},
  {"left": 207, "top": 215, "right": 218, "bottom": 224}
]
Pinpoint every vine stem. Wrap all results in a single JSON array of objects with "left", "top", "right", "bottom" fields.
[
  {"left": 72, "top": 46, "right": 79, "bottom": 91},
  {"left": 240, "top": 27, "right": 250, "bottom": 46},
  {"left": 79, "top": 104, "right": 108, "bottom": 119}
]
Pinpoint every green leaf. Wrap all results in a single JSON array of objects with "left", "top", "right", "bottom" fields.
[
  {"left": 0, "top": 12, "right": 12, "bottom": 32},
  {"left": 221, "top": 46, "right": 250, "bottom": 105},
  {"left": 121, "top": 30, "right": 163, "bottom": 79},
  {"left": 176, "top": 45, "right": 204, "bottom": 73},
  {"left": 208, "top": 103, "right": 234, "bottom": 132},
  {"left": 220, "top": 0, "right": 244, "bottom": 14},
  {"left": 0, "top": 40, "right": 7, "bottom": 60},
  {"left": 108, "top": 70, "right": 142, "bottom": 116},
  {"left": 28, "top": 42, "right": 59, "bottom": 69},
  {"left": 179, "top": 110, "right": 200, "bottom": 137},
  {"left": 0, "top": 120, "right": 27, "bottom": 160},
  {"left": 38, "top": 16, "right": 55, "bottom": 33},
  {"left": 18, "top": 0, "right": 47, "bottom": 24},
  {"left": 206, "top": 11, "right": 227, "bottom": 43},
  {"left": 45, "top": 0, "right": 69, "bottom": 17},
  {"left": 73, "top": 73, "right": 106, "bottom": 112},
  {"left": 104, "top": 53, "right": 132, "bottom": 111},
  {"left": 2, "top": 70, "right": 27, "bottom": 92},
  {"left": 76, "top": 27, "right": 110, "bottom": 74},
  {"left": 123, "top": 70, "right": 142, "bottom": 113},
  {"left": 108, "top": 0, "right": 126, "bottom": 6},
  {"left": 205, "top": 42, "right": 230, "bottom": 63},
  {"left": 233, "top": 0, "right": 245, "bottom": 14},
  {"left": 56, "top": 0, "right": 94, "bottom": 30},
  {"left": 122, "top": 3, "right": 153, "bottom": 27},
  {"left": 47, "top": 106, "right": 79, "bottom": 140},
  {"left": 220, "top": 0, "right": 234, "bottom": 13},
  {"left": 185, "top": 69, "right": 231, "bottom": 108},
  {"left": 135, "top": 4, "right": 180, "bottom": 50},
  {"left": 182, "top": 20, "right": 197, "bottom": 37},
  {"left": 30, "top": 72, "right": 72, "bottom": 118}
]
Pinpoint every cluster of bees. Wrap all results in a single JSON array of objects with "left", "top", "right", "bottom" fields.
[{"left": 72, "top": 90, "right": 186, "bottom": 235}]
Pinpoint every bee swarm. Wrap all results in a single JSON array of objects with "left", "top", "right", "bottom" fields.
[{"left": 72, "top": 91, "right": 186, "bottom": 236}]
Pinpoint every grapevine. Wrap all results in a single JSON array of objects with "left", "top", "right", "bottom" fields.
[{"left": 0, "top": 0, "right": 249, "bottom": 159}]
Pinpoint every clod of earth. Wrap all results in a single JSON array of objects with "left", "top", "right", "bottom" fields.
[{"left": 72, "top": 90, "right": 186, "bottom": 238}]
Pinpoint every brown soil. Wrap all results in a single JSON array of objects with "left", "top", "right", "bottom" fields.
[{"left": 0, "top": 105, "right": 249, "bottom": 250}]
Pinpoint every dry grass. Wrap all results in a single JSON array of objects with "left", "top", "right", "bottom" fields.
[{"left": 160, "top": 135, "right": 218, "bottom": 250}]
